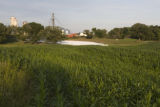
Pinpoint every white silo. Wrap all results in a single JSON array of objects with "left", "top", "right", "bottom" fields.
[{"left": 10, "top": 17, "right": 18, "bottom": 27}]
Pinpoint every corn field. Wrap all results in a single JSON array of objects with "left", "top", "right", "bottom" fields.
[{"left": 0, "top": 43, "right": 160, "bottom": 107}]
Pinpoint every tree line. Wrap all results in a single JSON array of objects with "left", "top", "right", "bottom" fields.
[
  {"left": 0, "top": 22, "right": 64, "bottom": 44},
  {"left": 84, "top": 23, "right": 160, "bottom": 40},
  {"left": 0, "top": 22, "right": 160, "bottom": 44}
]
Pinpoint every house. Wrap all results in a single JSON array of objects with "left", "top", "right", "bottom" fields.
[{"left": 79, "top": 32, "right": 87, "bottom": 37}]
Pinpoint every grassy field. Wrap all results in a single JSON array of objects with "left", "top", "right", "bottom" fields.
[
  {"left": 0, "top": 42, "right": 160, "bottom": 107},
  {"left": 68, "top": 38, "right": 152, "bottom": 46}
]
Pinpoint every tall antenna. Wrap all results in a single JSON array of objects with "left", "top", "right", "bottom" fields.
[{"left": 52, "top": 13, "right": 55, "bottom": 27}]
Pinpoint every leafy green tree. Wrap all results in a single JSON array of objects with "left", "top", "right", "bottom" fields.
[
  {"left": 84, "top": 30, "right": 90, "bottom": 35},
  {"left": 92, "top": 28, "right": 107, "bottom": 38},
  {"left": 6, "top": 26, "right": 19, "bottom": 36},
  {"left": 16, "top": 27, "right": 27, "bottom": 41},
  {"left": 0, "top": 23, "right": 19, "bottom": 43},
  {"left": 121, "top": 27, "right": 131, "bottom": 38},
  {"left": 108, "top": 28, "right": 123, "bottom": 39},
  {"left": 23, "top": 22, "right": 44, "bottom": 43},
  {"left": 38, "top": 26, "right": 64, "bottom": 43},
  {"left": 0, "top": 23, "right": 6, "bottom": 34},
  {"left": 84, "top": 30, "right": 93, "bottom": 39},
  {"left": 150, "top": 26, "right": 160, "bottom": 40},
  {"left": 0, "top": 33, "right": 7, "bottom": 43},
  {"left": 92, "top": 28, "right": 96, "bottom": 36},
  {"left": 131, "top": 23, "right": 154, "bottom": 40},
  {"left": 0, "top": 23, "right": 7, "bottom": 43},
  {"left": 6, "top": 26, "right": 23, "bottom": 41}
]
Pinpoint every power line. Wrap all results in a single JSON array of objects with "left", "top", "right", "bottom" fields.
[{"left": 55, "top": 17, "right": 64, "bottom": 27}]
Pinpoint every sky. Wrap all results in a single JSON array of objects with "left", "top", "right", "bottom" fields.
[{"left": 0, "top": 0, "right": 160, "bottom": 32}]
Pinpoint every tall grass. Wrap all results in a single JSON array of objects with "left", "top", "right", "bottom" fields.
[{"left": 0, "top": 43, "right": 160, "bottom": 107}]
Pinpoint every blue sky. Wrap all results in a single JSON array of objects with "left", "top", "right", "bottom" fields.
[{"left": 0, "top": 0, "right": 160, "bottom": 32}]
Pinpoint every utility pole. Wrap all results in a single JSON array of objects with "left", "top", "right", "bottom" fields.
[{"left": 52, "top": 13, "right": 55, "bottom": 27}]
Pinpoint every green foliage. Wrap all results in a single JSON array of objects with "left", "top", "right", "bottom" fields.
[
  {"left": 0, "top": 23, "right": 6, "bottom": 34},
  {"left": 0, "top": 22, "right": 64, "bottom": 44},
  {"left": 92, "top": 27, "right": 107, "bottom": 38},
  {"left": 84, "top": 29, "right": 93, "bottom": 39},
  {"left": 0, "top": 42, "right": 160, "bottom": 106},
  {"left": 39, "top": 26, "right": 64, "bottom": 43},
  {"left": 108, "top": 23, "right": 160, "bottom": 41},
  {"left": 84, "top": 28, "right": 108, "bottom": 39},
  {"left": 0, "top": 33, "right": 7, "bottom": 43},
  {"left": 130, "top": 23, "right": 154, "bottom": 40},
  {"left": 0, "top": 24, "right": 17, "bottom": 43},
  {"left": 1, "top": 22, "right": 160, "bottom": 44},
  {"left": 23, "top": 22, "right": 44, "bottom": 36},
  {"left": 23, "top": 22, "right": 44, "bottom": 43},
  {"left": 0, "top": 23, "right": 7, "bottom": 43},
  {"left": 108, "top": 27, "right": 130, "bottom": 39},
  {"left": 6, "top": 26, "right": 19, "bottom": 36},
  {"left": 150, "top": 26, "right": 160, "bottom": 40},
  {"left": 108, "top": 28, "right": 123, "bottom": 39}
]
